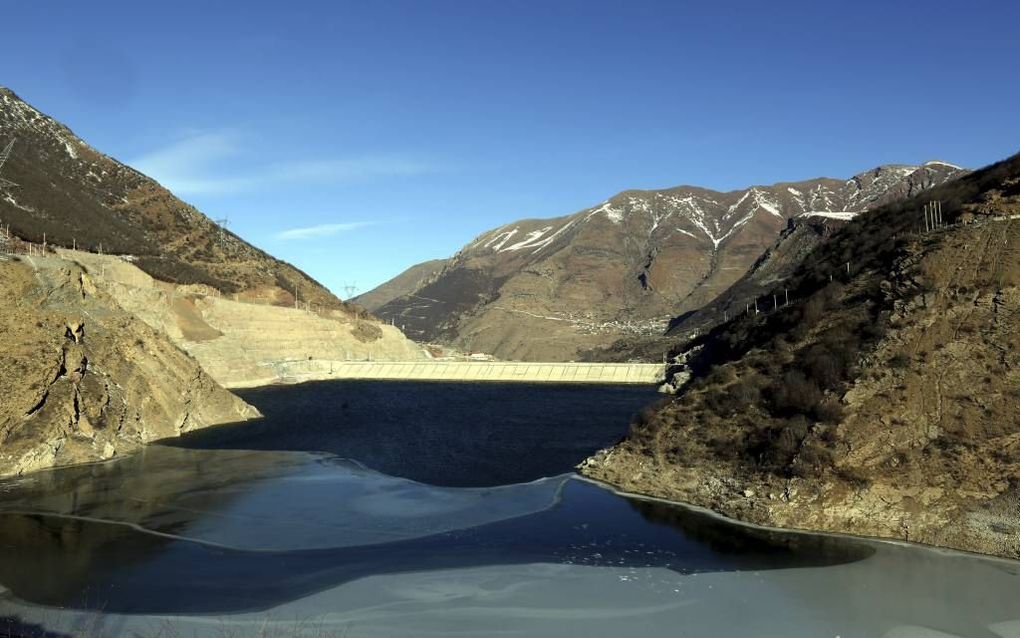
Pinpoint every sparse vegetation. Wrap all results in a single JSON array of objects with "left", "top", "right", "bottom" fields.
[{"left": 589, "top": 151, "right": 1020, "bottom": 559}]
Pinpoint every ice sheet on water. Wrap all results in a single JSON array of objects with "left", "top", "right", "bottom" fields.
[
  {"left": 0, "top": 446, "right": 569, "bottom": 551},
  {"left": 5, "top": 551, "right": 1020, "bottom": 638}
]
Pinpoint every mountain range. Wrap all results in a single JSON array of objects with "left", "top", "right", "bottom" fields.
[{"left": 360, "top": 160, "right": 966, "bottom": 360}]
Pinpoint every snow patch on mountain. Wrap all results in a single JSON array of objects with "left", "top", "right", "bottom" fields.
[
  {"left": 61, "top": 139, "right": 78, "bottom": 159},
  {"left": 787, "top": 187, "right": 806, "bottom": 211},
  {"left": 752, "top": 188, "right": 783, "bottom": 219},
  {"left": 924, "top": 160, "right": 962, "bottom": 170},
  {"left": 503, "top": 227, "right": 554, "bottom": 251},
  {"left": 525, "top": 220, "right": 577, "bottom": 254},
  {"left": 808, "top": 184, "right": 836, "bottom": 211},
  {"left": 585, "top": 201, "right": 624, "bottom": 224},
  {"left": 484, "top": 228, "right": 518, "bottom": 251},
  {"left": 801, "top": 211, "right": 858, "bottom": 221}
]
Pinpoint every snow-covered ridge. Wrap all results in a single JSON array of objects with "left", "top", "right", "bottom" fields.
[{"left": 471, "top": 159, "right": 965, "bottom": 257}]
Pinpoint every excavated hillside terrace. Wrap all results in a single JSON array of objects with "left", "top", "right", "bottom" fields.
[{"left": 52, "top": 249, "right": 428, "bottom": 388}]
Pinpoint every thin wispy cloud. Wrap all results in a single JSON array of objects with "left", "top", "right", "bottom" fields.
[
  {"left": 129, "top": 131, "right": 443, "bottom": 197},
  {"left": 130, "top": 132, "right": 250, "bottom": 195},
  {"left": 273, "top": 157, "right": 439, "bottom": 182},
  {"left": 275, "top": 221, "right": 379, "bottom": 241}
]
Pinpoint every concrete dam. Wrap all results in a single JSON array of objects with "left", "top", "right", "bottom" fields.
[{"left": 261, "top": 360, "right": 665, "bottom": 386}]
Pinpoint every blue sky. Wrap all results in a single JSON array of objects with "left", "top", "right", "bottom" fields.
[{"left": 3, "top": 1, "right": 1019, "bottom": 295}]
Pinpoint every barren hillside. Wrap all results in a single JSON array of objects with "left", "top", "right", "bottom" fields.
[
  {"left": 0, "top": 87, "right": 345, "bottom": 310},
  {"left": 581, "top": 151, "right": 1020, "bottom": 559}
]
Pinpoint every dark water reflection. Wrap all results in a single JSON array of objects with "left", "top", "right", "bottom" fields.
[
  {"left": 1, "top": 381, "right": 1017, "bottom": 637},
  {"left": 168, "top": 380, "right": 659, "bottom": 487}
]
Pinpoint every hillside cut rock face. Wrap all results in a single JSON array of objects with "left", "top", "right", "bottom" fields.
[
  {"left": 56, "top": 249, "right": 427, "bottom": 388},
  {"left": 0, "top": 255, "right": 260, "bottom": 478},
  {"left": 370, "top": 162, "right": 964, "bottom": 361},
  {"left": 580, "top": 153, "right": 1020, "bottom": 559}
]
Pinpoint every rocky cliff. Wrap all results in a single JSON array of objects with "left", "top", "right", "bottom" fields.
[
  {"left": 368, "top": 162, "right": 964, "bottom": 361},
  {"left": 0, "top": 253, "right": 259, "bottom": 478},
  {"left": 580, "top": 152, "right": 1020, "bottom": 559}
]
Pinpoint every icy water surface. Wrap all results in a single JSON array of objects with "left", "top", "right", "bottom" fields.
[{"left": 0, "top": 381, "right": 1018, "bottom": 637}]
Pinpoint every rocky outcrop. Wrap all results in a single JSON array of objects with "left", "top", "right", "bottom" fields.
[
  {"left": 368, "top": 162, "right": 965, "bottom": 361},
  {"left": 0, "top": 255, "right": 260, "bottom": 478},
  {"left": 55, "top": 249, "right": 427, "bottom": 388},
  {"left": 580, "top": 153, "right": 1020, "bottom": 559}
]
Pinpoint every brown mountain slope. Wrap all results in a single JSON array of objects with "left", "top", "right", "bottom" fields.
[
  {"left": 580, "top": 151, "right": 1020, "bottom": 559},
  {"left": 0, "top": 87, "right": 341, "bottom": 309},
  {"left": 581, "top": 215, "right": 853, "bottom": 363},
  {"left": 664, "top": 215, "right": 849, "bottom": 341},
  {"left": 353, "top": 258, "right": 449, "bottom": 312},
  {"left": 370, "top": 162, "right": 964, "bottom": 361}
]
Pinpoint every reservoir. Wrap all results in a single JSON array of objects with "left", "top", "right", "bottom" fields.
[{"left": 0, "top": 381, "right": 1018, "bottom": 637}]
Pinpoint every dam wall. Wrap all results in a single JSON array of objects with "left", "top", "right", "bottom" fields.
[{"left": 265, "top": 360, "right": 665, "bottom": 386}]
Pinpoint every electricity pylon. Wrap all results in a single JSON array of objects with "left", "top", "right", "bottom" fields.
[
  {"left": 0, "top": 139, "right": 18, "bottom": 190},
  {"left": 214, "top": 217, "right": 229, "bottom": 239}
]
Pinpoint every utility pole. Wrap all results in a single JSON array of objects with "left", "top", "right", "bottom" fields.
[{"left": 785, "top": 288, "right": 789, "bottom": 306}]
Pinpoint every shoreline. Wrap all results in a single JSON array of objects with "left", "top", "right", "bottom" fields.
[{"left": 576, "top": 470, "right": 1020, "bottom": 566}]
